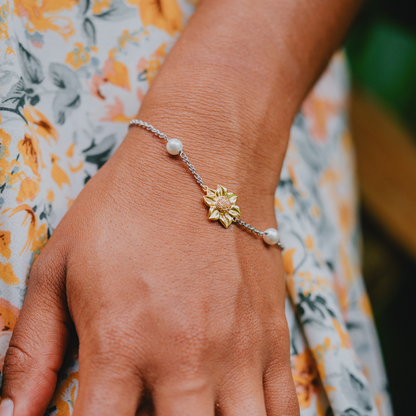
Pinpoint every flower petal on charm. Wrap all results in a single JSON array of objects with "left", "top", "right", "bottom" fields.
[
  {"left": 229, "top": 208, "right": 241, "bottom": 218},
  {"left": 206, "top": 188, "right": 217, "bottom": 198},
  {"left": 209, "top": 208, "right": 220, "bottom": 220},
  {"left": 203, "top": 196, "right": 216, "bottom": 206},
  {"left": 224, "top": 214, "right": 233, "bottom": 227},
  {"left": 230, "top": 205, "right": 240, "bottom": 214},
  {"left": 219, "top": 213, "right": 232, "bottom": 228},
  {"left": 217, "top": 185, "right": 227, "bottom": 196},
  {"left": 219, "top": 213, "right": 227, "bottom": 227},
  {"left": 228, "top": 194, "right": 238, "bottom": 204}
]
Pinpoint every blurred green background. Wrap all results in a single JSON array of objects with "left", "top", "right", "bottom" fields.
[
  {"left": 346, "top": 0, "right": 416, "bottom": 414},
  {"left": 347, "top": 0, "right": 416, "bottom": 133}
]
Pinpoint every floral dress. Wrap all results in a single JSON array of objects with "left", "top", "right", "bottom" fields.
[{"left": 0, "top": 1, "right": 393, "bottom": 415}]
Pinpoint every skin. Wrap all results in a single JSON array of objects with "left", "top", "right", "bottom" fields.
[{"left": 1, "top": 0, "right": 363, "bottom": 415}]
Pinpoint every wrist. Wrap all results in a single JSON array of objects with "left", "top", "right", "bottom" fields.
[
  {"left": 108, "top": 122, "right": 279, "bottom": 239},
  {"left": 109, "top": 62, "right": 292, "bottom": 235},
  {"left": 131, "top": 94, "right": 290, "bottom": 194}
]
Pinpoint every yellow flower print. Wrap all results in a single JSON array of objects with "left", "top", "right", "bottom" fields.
[
  {"left": 339, "top": 200, "right": 354, "bottom": 233},
  {"left": 359, "top": 292, "right": 374, "bottom": 318},
  {"left": 90, "top": 57, "right": 131, "bottom": 98},
  {"left": 0, "top": 231, "right": 12, "bottom": 259},
  {"left": 8, "top": 204, "right": 37, "bottom": 254},
  {"left": 137, "top": 44, "right": 167, "bottom": 84},
  {"left": 0, "top": 298, "right": 20, "bottom": 372},
  {"left": 0, "top": 263, "right": 19, "bottom": 285},
  {"left": 288, "top": 194, "right": 295, "bottom": 210},
  {"left": 103, "top": 58, "right": 131, "bottom": 91},
  {"left": 312, "top": 337, "right": 334, "bottom": 383},
  {"left": 127, "top": 0, "right": 182, "bottom": 36},
  {"left": 52, "top": 371, "right": 79, "bottom": 416},
  {"left": 274, "top": 197, "right": 284, "bottom": 212},
  {"left": 305, "top": 235, "right": 314, "bottom": 251},
  {"left": 67, "top": 198, "right": 75, "bottom": 209},
  {"left": 106, "top": 30, "right": 143, "bottom": 63},
  {"left": 333, "top": 270, "right": 349, "bottom": 317},
  {"left": 51, "top": 154, "right": 71, "bottom": 189},
  {"left": 0, "top": 122, "right": 12, "bottom": 160},
  {"left": 68, "top": 161, "right": 83, "bottom": 173},
  {"left": 0, "top": 125, "right": 24, "bottom": 188},
  {"left": 301, "top": 91, "right": 338, "bottom": 143},
  {"left": 14, "top": 0, "right": 77, "bottom": 42},
  {"left": 17, "top": 135, "right": 40, "bottom": 179},
  {"left": 283, "top": 248, "right": 296, "bottom": 275},
  {"left": 66, "top": 143, "right": 75, "bottom": 158},
  {"left": 16, "top": 177, "right": 40, "bottom": 204},
  {"left": 23, "top": 105, "right": 58, "bottom": 146},
  {"left": 292, "top": 350, "right": 321, "bottom": 410},
  {"left": 0, "top": 127, "right": 13, "bottom": 183},
  {"left": 0, "top": 2, "right": 10, "bottom": 42},
  {"left": 332, "top": 317, "right": 351, "bottom": 349},
  {"left": 339, "top": 246, "right": 353, "bottom": 284},
  {"left": 65, "top": 43, "right": 98, "bottom": 70},
  {"left": 30, "top": 223, "right": 48, "bottom": 264},
  {"left": 92, "top": 0, "right": 112, "bottom": 15},
  {"left": 101, "top": 96, "right": 132, "bottom": 123},
  {"left": 311, "top": 204, "right": 320, "bottom": 218},
  {"left": 0, "top": 298, "right": 20, "bottom": 331},
  {"left": 203, "top": 185, "right": 241, "bottom": 228},
  {"left": 117, "top": 30, "right": 141, "bottom": 50},
  {"left": 282, "top": 248, "right": 297, "bottom": 300},
  {"left": 8, "top": 204, "right": 47, "bottom": 257},
  {"left": 47, "top": 190, "right": 54, "bottom": 203}
]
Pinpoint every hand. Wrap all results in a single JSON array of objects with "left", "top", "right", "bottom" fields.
[
  {"left": 1, "top": 0, "right": 363, "bottom": 409},
  {"left": 1, "top": 124, "right": 299, "bottom": 416}
]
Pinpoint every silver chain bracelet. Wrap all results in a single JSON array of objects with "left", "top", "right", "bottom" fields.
[{"left": 129, "top": 119, "right": 284, "bottom": 250}]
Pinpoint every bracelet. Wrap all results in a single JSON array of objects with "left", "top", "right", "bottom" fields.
[{"left": 129, "top": 119, "right": 284, "bottom": 250}]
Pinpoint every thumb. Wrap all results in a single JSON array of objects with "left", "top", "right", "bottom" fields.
[{"left": 1, "top": 250, "right": 71, "bottom": 416}]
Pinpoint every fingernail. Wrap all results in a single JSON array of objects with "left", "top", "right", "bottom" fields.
[{"left": 0, "top": 399, "right": 14, "bottom": 416}]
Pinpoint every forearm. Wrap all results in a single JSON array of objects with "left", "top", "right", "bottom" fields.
[
  {"left": 117, "top": 0, "right": 362, "bottom": 228},
  {"left": 143, "top": 0, "right": 362, "bottom": 126}
]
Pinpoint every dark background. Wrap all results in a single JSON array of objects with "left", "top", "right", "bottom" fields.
[{"left": 346, "top": 0, "right": 416, "bottom": 413}]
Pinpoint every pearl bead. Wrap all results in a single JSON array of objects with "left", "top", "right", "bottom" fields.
[
  {"left": 263, "top": 228, "right": 280, "bottom": 245},
  {"left": 166, "top": 139, "right": 182, "bottom": 155}
]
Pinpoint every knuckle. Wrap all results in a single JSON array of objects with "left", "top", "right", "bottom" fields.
[
  {"left": 265, "top": 356, "right": 286, "bottom": 380},
  {"left": 265, "top": 374, "right": 300, "bottom": 416},
  {"left": 3, "top": 342, "right": 63, "bottom": 396},
  {"left": 264, "top": 354, "right": 299, "bottom": 415},
  {"left": 233, "top": 321, "right": 263, "bottom": 356},
  {"left": 282, "top": 390, "right": 301, "bottom": 416},
  {"left": 3, "top": 343, "right": 35, "bottom": 380},
  {"left": 265, "top": 315, "right": 290, "bottom": 345},
  {"left": 82, "top": 323, "right": 145, "bottom": 370},
  {"left": 31, "top": 254, "right": 54, "bottom": 283},
  {"left": 169, "top": 319, "right": 210, "bottom": 358},
  {"left": 29, "top": 259, "right": 52, "bottom": 290},
  {"left": 149, "top": 316, "right": 212, "bottom": 376},
  {"left": 28, "top": 254, "right": 65, "bottom": 301}
]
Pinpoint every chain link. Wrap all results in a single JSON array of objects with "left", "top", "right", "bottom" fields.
[
  {"left": 129, "top": 119, "right": 284, "bottom": 249},
  {"left": 232, "top": 218, "right": 263, "bottom": 237},
  {"left": 130, "top": 119, "right": 207, "bottom": 189},
  {"left": 129, "top": 119, "right": 168, "bottom": 141},
  {"left": 179, "top": 151, "right": 206, "bottom": 190}
]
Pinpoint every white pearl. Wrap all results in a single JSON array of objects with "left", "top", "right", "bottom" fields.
[
  {"left": 166, "top": 139, "right": 182, "bottom": 155},
  {"left": 263, "top": 228, "right": 280, "bottom": 245}
]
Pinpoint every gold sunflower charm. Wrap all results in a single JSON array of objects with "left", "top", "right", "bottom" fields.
[{"left": 203, "top": 185, "right": 241, "bottom": 228}]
